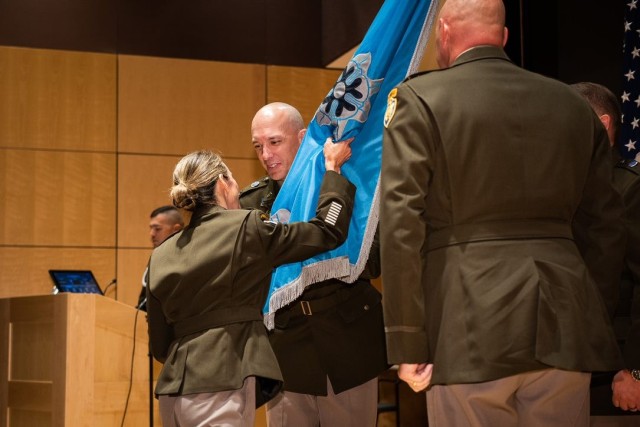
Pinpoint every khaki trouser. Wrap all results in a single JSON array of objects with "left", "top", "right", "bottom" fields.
[
  {"left": 427, "top": 369, "right": 590, "bottom": 427},
  {"left": 266, "top": 376, "right": 378, "bottom": 427},
  {"left": 159, "top": 376, "right": 256, "bottom": 427}
]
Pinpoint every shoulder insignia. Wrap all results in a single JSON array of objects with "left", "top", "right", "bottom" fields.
[
  {"left": 384, "top": 88, "right": 398, "bottom": 128},
  {"left": 616, "top": 158, "right": 640, "bottom": 176},
  {"left": 240, "top": 176, "right": 269, "bottom": 195}
]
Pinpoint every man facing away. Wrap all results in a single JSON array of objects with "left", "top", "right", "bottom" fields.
[
  {"left": 572, "top": 82, "right": 640, "bottom": 423},
  {"left": 240, "top": 102, "right": 388, "bottom": 426},
  {"left": 137, "top": 205, "right": 184, "bottom": 310},
  {"left": 380, "top": 0, "right": 626, "bottom": 425}
]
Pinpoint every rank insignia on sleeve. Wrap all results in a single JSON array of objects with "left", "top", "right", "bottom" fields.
[{"left": 384, "top": 88, "right": 397, "bottom": 128}]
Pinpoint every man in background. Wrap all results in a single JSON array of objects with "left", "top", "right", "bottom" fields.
[
  {"left": 240, "top": 102, "right": 388, "bottom": 426},
  {"left": 380, "top": 0, "right": 625, "bottom": 425},
  {"left": 572, "top": 81, "right": 640, "bottom": 424},
  {"left": 137, "top": 205, "right": 184, "bottom": 310}
]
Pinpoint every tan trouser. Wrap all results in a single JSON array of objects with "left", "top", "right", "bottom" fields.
[
  {"left": 427, "top": 369, "right": 590, "bottom": 427},
  {"left": 266, "top": 377, "right": 378, "bottom": 427},
  {"left": 159, "top": 376, "right": 256, "bottom": 427}
]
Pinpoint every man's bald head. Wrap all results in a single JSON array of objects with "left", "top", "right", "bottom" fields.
[
  {"left": 251, "top": 102, "right": 306, "bottom": 183},
  {"left": 436, "top": 0, "right": 508, "bottom": 68}
]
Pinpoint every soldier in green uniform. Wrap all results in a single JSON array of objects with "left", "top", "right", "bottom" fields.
[
  {"left": 572, "top": 82, "right": 640, "bottom": 423},
  {"left": 380, "top": 0, "right": 626, "bottom": 425},
  {"left": 146, "top": 142, "right": 354, "bottom": 427},
  {"left": 241, "top": 102, "right": 388, "bottom": 426}
]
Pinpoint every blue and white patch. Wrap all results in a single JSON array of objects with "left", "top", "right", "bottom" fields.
[{"left": 314, "top": 52, "right": 383, "bottom": 141}]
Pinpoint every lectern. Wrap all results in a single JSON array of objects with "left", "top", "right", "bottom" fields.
[{"left": 0, "top": 294, "right": 153, "bottom": 427}]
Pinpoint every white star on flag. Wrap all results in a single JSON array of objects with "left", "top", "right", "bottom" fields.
[
  {"left": 626, "top": 69, "right": 636, "bottom": 81},
  {"left": 620, "top": 4, "right": 640, "bottom": 160},
  {"left": 622, "top": 91, "right": 631, "bottom": 102}
]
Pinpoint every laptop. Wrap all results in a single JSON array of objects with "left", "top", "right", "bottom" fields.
[{"left": 48, "top": 270, "right": 104, "bottom": 295}]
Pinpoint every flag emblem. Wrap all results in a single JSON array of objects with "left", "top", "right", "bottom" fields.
[{"left": 316, "top": 53, "right": 383, "bottom": 141}]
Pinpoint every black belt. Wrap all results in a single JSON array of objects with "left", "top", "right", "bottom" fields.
[
  {"left": 173, "top": 306, "right": 262, "bottom": 338},
  {"left": 287, "top": 281, "right": 368, "bottom": 316}
]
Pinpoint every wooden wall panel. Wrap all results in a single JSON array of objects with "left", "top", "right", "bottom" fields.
[
  {"left": 0, "top": 149, "right": 116, "bottom": 247},
  {"left": 227, "top": 157, "right": 268, "bottom": 189},
  {"left": 0, "top": 248, "right": 116, "bottom": 299},
  {"left": 0, "top": 47, "right": 116, "bottom": 152},
  {"left": 116, "top": 154, "right": 183, "bottom": 249},
  {"left": 266, "top": 66, "right": 342, "bottom": 124},
  {"left": 118, "top": 55, "right": 266, "bottom": 157},
  {"left": 117, "top": 248, "right": 152, "bottom": 309},
  {"left": 117, "top": 154, "right": 263, "bottom": 249}
]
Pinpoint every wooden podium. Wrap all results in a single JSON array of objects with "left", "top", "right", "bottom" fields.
[{"left": 0, "top": 294, "right": 158, "bottom": 427}]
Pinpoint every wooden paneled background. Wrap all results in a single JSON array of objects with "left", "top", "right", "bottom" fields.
[
  {"left": 0, "top": 26, "right": 439, "bottom": 307},
  {"left": 0, "top": 46, "right": 339, "bottom": 305}
]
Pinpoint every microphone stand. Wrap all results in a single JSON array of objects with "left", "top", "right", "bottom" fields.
[
  {"left": 149, "top": 344, "right": 154, "bottom": 427},
  {"left": 138, "top": 298, "right": 154, "bottom": 427}
]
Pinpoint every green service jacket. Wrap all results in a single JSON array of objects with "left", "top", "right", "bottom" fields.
[
  {"left": 380, "top": 46, "right": 625, "bottom": 385},
  {"left": 239, "top": 176, "right": 389, "bottom": 395},
  {"left": 147, "top": 171, "right": 354, "bottom": 402}
]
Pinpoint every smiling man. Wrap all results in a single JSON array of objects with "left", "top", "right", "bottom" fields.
[
  {"left": 251, "top": 102, "right": 305, "bottom": 183},
  {"left": 240, "top": 103, "right": 306, "bottom": 213},
  {"left": 240, "top": 102, "right": 388, "bottom": 426}
]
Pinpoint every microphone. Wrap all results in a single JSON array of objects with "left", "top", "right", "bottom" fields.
[{"left": 103, "top": 278, "right": 117, "bottom": 295}]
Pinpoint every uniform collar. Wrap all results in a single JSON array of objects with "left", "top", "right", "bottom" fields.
[
  {"left": 188, "top": 204, "right": 226, "bottom": 227},
  {"left": 451, "top": 45, "right": 511, "bottom": 68}
]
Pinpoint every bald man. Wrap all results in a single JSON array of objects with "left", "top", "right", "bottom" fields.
[
  {"left": 380, "top": 0, "right": 625, "bottom": 425},
  {"left": 241, "top": 103, "right": 387, "bottom": 426}
]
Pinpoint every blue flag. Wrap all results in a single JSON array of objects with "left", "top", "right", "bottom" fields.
[
  {"left": 264, "top": 0, "right": 440, "bottom": 328},
  {"left": 621, "top": 0, "right": 640, "bottom": 161}
]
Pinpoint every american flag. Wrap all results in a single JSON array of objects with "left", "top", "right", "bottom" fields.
[{"left": 621, "top": 0, "right": 640, "bottom": 161}]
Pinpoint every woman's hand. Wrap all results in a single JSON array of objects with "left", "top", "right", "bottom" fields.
[{"left": 324, "top": 137, "right": 353, "bottom": 174}]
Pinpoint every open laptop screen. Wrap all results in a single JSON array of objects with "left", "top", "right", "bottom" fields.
[{"left": 48, "top": 270, "right": 103, "bottom": 295}]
